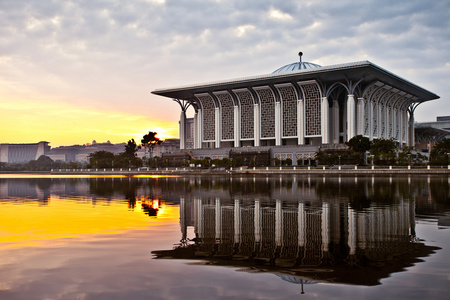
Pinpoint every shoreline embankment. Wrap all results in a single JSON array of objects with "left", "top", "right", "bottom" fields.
[{"left": 1, "top": 166, "right": 448, "bottom": 176}]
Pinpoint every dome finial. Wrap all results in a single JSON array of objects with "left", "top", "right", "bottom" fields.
[{"left": 298, "top": 51, "right": 303, "bottom": 63}]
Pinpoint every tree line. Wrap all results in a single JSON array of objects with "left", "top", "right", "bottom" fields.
[
  {"left": 316, "top": 135, "right": 450, "bottom": 166},
  {"left": 2, "top": 134, "right": 450, "bottom": 171},
  {"left": 0, "top": 131, "right": 162, "bottom": 171}
]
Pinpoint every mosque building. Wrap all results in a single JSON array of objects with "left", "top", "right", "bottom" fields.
[{"left": 152, "top": 53, "right": 439, "bottom": 164}]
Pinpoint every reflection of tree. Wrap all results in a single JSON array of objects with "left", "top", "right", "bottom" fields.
[
  {"left": 313, "top": 176, "right": 430, "bottom": 210},
  {"left": 141, "top": 199, "right": 160, "bottom": 216},
  {"left": 124, "top": 190, "right": 137, "bottom": 209}
]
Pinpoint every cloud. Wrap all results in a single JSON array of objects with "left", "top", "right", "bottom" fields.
[
  {"left": 0, "top": 0, "right": 449, "bottom": 145},
  {"left": 268, "top": 8, "right": 293, "bottom": 21}
]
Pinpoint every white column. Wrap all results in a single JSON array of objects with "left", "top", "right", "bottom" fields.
[
  {"left": 377, "top": 103, "right": 382, "bottom": 138},
  {"left": 297, "top": 99, "right": 304, "bottom": 145},
  {"left": 179, "top": 111, "right": 186, "bottom": 150},
  {"left": 254, "top": 104, "right": 260, "bottom": 147},
  {"left": 343, "top": 98, "right": 348, "bottom": 142},
  {"left": 321, "top": 97, "right": 329, "bottom": 144},
  {"left": 234, "top": 105, "right": 240, "bottom": 147},
  {"left": 275, "top": 101, "right": 281, "bottom": 146},
  {"left": 215, "top": 107, "right": 220, "bottom": 148},
  {"left": 384, "top": 105, "right": 392, "bottom": 139},
  {"left": 398, "top": 108, "right": 403, "bottom": 145},
  {"left": 408, "top": 109, "right": 415, "bottom": 147},
  {"left": 193, "top": 112, "right": 198, "bottom": 149},
  {"left": 331, "top": 100, "right": 339, "bottom": 144},
  {"left": 369, "top": 100, "right": 374, "bottom": 140},
  {"left": 392, "top": 108, "right": 397, "bottom": 140},
  {"left": 347, "top": 94, "right": 356, "bottom": 141},
  {"left": 384, "top": 105, "right": 389, "bottom": 138},
  {"left": 357, "top": 98, "right": 365, "bottom": 136},
  {"left": 404, "top": 110, "right": 409, "bottom": 146},
  {"left": 197, "top": 109, "right": 203, "bottom": 149}
]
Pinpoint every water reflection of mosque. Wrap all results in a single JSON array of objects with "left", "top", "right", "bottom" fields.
[{"left": 153, "top": 176, "right": 441, "bottom": 287}]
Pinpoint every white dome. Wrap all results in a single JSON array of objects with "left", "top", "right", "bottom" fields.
[
  {"left": 272, "top": 52, "right": 321, "bottom": 73},
  {"left": 272, "top": 61, "right": 321, "bottom": 73}
]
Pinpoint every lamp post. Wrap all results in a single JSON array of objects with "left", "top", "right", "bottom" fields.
[{"left": 338, "top": 155, "right": 341, "bottom": 167}]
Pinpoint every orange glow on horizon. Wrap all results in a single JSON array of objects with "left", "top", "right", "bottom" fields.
[{"left": 0, "top": 95, "right": 179, "bottom": 147}]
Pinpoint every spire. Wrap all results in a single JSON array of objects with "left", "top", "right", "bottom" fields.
[{"left": 298, "top": 51, "right": 303, "bottom": 63}]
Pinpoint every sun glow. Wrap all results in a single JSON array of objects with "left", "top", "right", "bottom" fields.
[{"left": 0, "top": 96, "right": 178, "bottom": 146}]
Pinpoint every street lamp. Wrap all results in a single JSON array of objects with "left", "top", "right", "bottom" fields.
[{"left": 338, "top": 155, "right": 341, "bottom": 167}]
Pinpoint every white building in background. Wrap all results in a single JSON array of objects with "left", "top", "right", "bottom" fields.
[
  {"left": 0, "top": 142, "right": 50, "bottom": 163},
  {"left": 150, "top": 138, "right": 180, "bottom": 157},
  {"left": 152, "top": 53, "right": 439, "bottom": 162}
]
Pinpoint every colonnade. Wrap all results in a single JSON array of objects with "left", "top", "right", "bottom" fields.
[
  {"left": 179, "top": 197, "right": 414, "bottom": 258},
  {"left": 176, "top": 81, "right": 418, "bottom": 150}
]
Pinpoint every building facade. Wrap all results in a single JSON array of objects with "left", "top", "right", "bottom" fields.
[
  {"left": 414, "top": 115, "right": 450, "bottom": 156},
  {"left": 153, "top": 55, "right": 439, "bottom": 161},
  {"left": 150, "top": 138, "right": 180, "bottom": 157},
  {"left": 0, "top": 142, "right": 50, "bottom": 163}
]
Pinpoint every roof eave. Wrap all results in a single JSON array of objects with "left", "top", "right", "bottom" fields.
[{"left": 151, "top": 60, "right": 439, "bottom": 102}]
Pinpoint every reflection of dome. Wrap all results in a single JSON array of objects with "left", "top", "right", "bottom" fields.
[
  {"left": 272, "top": 51, "right": 321, "bottom": 73},
  {"left": 276, "top": 274, "right": 317, "bottom": 285}
]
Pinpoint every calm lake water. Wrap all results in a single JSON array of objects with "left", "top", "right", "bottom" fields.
[{"left": 0, "top": 174, "right": 449, "bottom": 299}]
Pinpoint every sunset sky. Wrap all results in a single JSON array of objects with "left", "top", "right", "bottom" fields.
[{"left": 1, "top": 0, "right": 449, "bottom": 147}]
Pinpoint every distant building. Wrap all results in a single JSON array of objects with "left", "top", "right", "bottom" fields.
[
  {"left": 416, "top": 116, "right": 450, "bottom": 132},
  {"left": 415, "top": 116, "right": 450, "bottom": 155},
  {"left": 0, "top": 142, "right": 50, "bottom": 163},
  {"left": 47, "top": 140, "right": 126, "bottom": 163},
  {"left": 0, "top": 139, "right": 184, "bottom": 164},
  {"left": 151, "top": 139, "right": 180, "bottom": 157}
]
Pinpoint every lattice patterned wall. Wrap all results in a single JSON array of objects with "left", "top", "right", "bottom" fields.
[
  {"left": 197, "top": 94, "right": 216, "bottom": 141},
  {"left": 387, "top": 105, "right": 393, "bottom": 138},
  {"left": 216, "top": 92, "right": 235, "bottom": 140},
  {"left": 300, "top": 83, "right": 321, "bottom": 136},
  {"left": 256, "top": 87, "right": 275, "bottom": 138},
  {"left": 363, "top": 98, "right": 370, "bottom": 136},
  {"left": 296, "top": 153, "right": 316, "bottom": 159},
  {"left": 395, "top": 108, "right": 400, "bottom": 139},
  {"left": 277, "top": 85, "right": 298, "bottom": 137},
  {"left": 379, "top": 92, "right": 390, "bottom": 138},
  {"left": 402, "top": 101, "right": 410, "bottom": 142},
  {"left": 235, "top": 90, "right": 254, "bottom": 139},
  {"left": 274, "top": 153, "right": 293, "bottom": 161},
  {"left": 388, "top": 94, "right": 400, "bottom": 138},
  {"left": 397, "top": 98, "right": 408, "bottom": 140},
  {"left": 371, "top": 88, "right": 385, "bottom": 137},
  {"left": 362, "top": 84, "right": 379, "bottom": 136}
]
